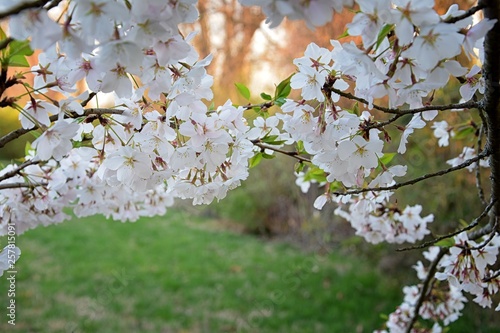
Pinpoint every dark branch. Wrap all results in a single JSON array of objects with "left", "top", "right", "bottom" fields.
[
  {"left": 0, "top": 108, "right": 124, "bottom": 149},
  {"left": 397, "top": 199, "right": 496, "bottom": 251},
  {"left": 328, "top": 87, "right": 479, "bottom": 115},
  {"left": 483, "top": 269, "right": 500, "bottom": 282},
  {"left": 480, "top": 0, "right": 500, "bottom": 234},
  {"left": 252, "top": 140, "right": 311, "bottom": 163},
  {"left": 443, "top": 3, "right": 487, "bottom": 24},
  {"left": 333, "top": 150, "right": 491, "bottom": 196},
  {"left": 0, "top": 182, "right": 45, "bottom": 190},
  {"left": 405, "top": 248, "right": 447, "bottom": 333},
  {"left": 0, "top": 0, "right": 52, "bottom": 20},
  {"left": 0, "top": 159, "right": 39, "bottom": 183}
]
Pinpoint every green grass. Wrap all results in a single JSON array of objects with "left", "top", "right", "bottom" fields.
[
  {"left": 0, "top": 210, "right": 497, "bottom": 332},
  {"left": 0, "top": 210, "right": 401, "bottom": 332}
]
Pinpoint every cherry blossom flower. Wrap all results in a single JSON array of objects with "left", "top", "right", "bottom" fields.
[
  {"left": 32, "top": 120, "right": 80, "bottom": 161},
  {"left": 459, "top": 65, "right": 485, "bottom": 101},
  {"left": 432, "top": 120, "right": 454, "bottom": 147},
  {"left": 19, "top": 100, "right": 59, "bottom": 129}
]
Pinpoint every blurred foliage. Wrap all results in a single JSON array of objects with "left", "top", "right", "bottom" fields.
[{"left": 0, "top": 106, "right": 28, "bottom": 160}]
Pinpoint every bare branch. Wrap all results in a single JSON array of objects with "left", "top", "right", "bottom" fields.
[
  {"left": 333, "top": 150, "right": 491, "bottom": 196},
  {"left": 443, "top": 3, "right": 487, "bottom": 24},
  {"left": 0, "top": 0, "right": 52, "bottom": 20},
  {"left": 0, "top": 159, "right": 39, "bottom": 183},
  {"left": 0, "top": 108, "right": 124, "bottom": 149},
  {"left": 0, "top": 182, "right": 45, "bottom": 190},
  {"left": 468, "top": 217, "right": 497, "bottom": 250},
  {"left": 405, "top": 248, "right": 447, "bottom": 333},
  {"left": 483, "top": 269, "right": 500, "bottom": 282},
  {"left": 397, "top": 198, "right": 497, "bottom": 252},
  {"left": 252, "top": 140, "right": 311, "bottom": 163},
  {"left": 328, "top": 86, "right": 479, "bottom": 115}
]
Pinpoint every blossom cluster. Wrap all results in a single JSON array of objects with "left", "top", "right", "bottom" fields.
[
  {"left": 0, "top": 0, "right": 498, "bottom": 331},
  {"left": 377, "top": 247, "right": 468, "bottom": 333}
]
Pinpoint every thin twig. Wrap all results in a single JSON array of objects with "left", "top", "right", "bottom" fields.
[
  {"left": 468, "top": 217, "right": 497, "bottom": 250},
  {"left": 328, "top": 87, "right": 479, "bottom": 115},
  {"left": 483, "top": 269, "right": 500, "bottom": 282},
  {"left": 333, "top": 150, "right": 491, "bottom": 196},
  {"left": 0, "top": 108, "right": 124, "bottom": 149},
  {"left": 252, "top": 141, "right": 311, "bottom": 163},
  {"left": 405, "top": 248, "right": 447, "bottom": 333},
  {"left": 0, "top": 182, "right": 45, "bottom": 190},
  {"left": 0, "top": 159, "right": 39, "bottom": 183},
  {"left": 397, "top": 198, "right": 497, "bottom": 251},
  {"left": 80, "top": 92, "right": 96, "bottom": 107},
  {"left": 443, "top": 3, "right": 487, "bottom": 24}
]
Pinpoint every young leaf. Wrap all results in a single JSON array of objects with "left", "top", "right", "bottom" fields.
[
  {"left": 379, "top": 153, "right": 396, "bottom": 166},
  {"left": 375, "top": 24, "right": 393, "bottom": 50},
  {"left": 8, "top": 55, "right": 30, "bottom": 67},
  {"left": 260, "top": 92, "right": 272, "bottom": 101},
  {"left": 262, "top": 153, "right": 275, "bottom": 159},
  {"left": 454, "top": 127, "right": 474, "bottom": 140},
  {"left": 274, "top": 75, "right": 292, "bottom": 100},
  {"left": 235, "top": 83, "right": 251, "bottom": 100},
  {"left": 275, "top": 97, "right": 287, "bottom": 106},
  {"left": 435, "top": 237, "right": 456, "bottom": 248},
  {"left": 249, "top": 152, "right": 263, "bottom": 168}
]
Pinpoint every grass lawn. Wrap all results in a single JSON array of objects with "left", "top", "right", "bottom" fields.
[{"left": 0, "top": 209, "right": 497, "bottom": 332}]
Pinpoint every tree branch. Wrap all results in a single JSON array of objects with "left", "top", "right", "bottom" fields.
[
  {"left": 397, "top": 198, "right": 497, "bottom": 252},
  {"left": 333, "top": 150, "right": 491, "bottom": 196},
  {"left": 0, "top": 159, "right": 39, "bottom": 183},
  {"left": 405, "top": 248, "right": 447, "bottom": 333},
  {"left": 443, "top": 3, "right": 487, "bottom": 24},
  {"left": 0, "top": 108, "right": 124, "bottom": 149},
  {"left": 251, "top": 140, "right": 311, "bottom": 163},
  {"left": 475, "top": 124, "right": 487, "bottom": 205},
  {"left": 0, "top": 0, "right": 52, "bottom": 20},
  {"left": 0, "top": 182, "right": 45, "bottom": 190},
  {"left": 479, "top": 0, "right": 500, "bottom": 234},
  {"left": 327, "top": 86, "right": 479, "bottom": 115}
]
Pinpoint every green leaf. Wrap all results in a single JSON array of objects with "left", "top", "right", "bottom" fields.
[
  {"left": 379, "top": 153, "right": 396, "bottom": 166},
  {"left": 274, "top": 75, "right": 292, "bottom": 100},
  {"left": 24, "top": 141, "right": 32, "bottom": 156},
  {"left": 262, "top": 153, "right": 275, "bottom": 159},
  {"left": 274, "top": 97, "right": 287, "bottom": 106},
  {"left": 8, "top": 40, "right": 33, "bottom": 58},
  {"left": 454, "top": 126, "right": 474, "bottom": 140},
  {"left": 375, "top": 24, "right": 393, "bottom": 50},
  {"left": 294, "top": 162, "right": 305, "bottom": 173},
  {"left": 296, "top": 140, "right": 305, "bottom": 154},
  {"left": 8, "top": 55, "right": 30, "bottom": 67},
  {"left": 303, "top": 167, "right": 327, "bottom": 183},
  {"left": 3, "top": 39, "right": 34, "bottom": 67},
  {"left": 260, "top": 92, "right": 272, "bottom": 101},
  {"left": 337, "top": 28, "right": 350, "bottom": 39},
  {"left": 235, "top": 83, "right": 251, "bottom": 100},
  {"left": 435, "top": 237, "right": 456, "bottom": 248},
  {"left": 249, "top": 153, "right": 263, "bottom": 168},
  {"left": 0, "top": 27, "right": 6, "bottom": 41},
  {"left": 352, "top": 102, "right": 359, "bottom": 115}
]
